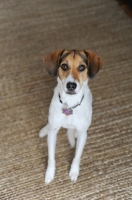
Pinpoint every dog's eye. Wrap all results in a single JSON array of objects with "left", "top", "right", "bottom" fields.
[
  {"left": 78, "top": 65, "right": 86, "bottom": 72},
  {"left": 61, "top": 64, "right": 68, "bottom": 71}
]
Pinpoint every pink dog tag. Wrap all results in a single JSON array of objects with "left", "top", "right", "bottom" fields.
[{"left": 62, "top": 108, "right": 73, "bottom": 116}]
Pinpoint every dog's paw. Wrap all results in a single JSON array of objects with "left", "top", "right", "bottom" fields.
[
  {"left": 39, "top": 125, "right": 48, "bottom": 138},
  {"left": 45, "top": 166, "right": 55, "bottom": 184},
  {"left": 69, "top": 164, "right": 79, "bottom": 182},
  {"left": 39, "top": 129, "right": 46, "bottom": 138}
]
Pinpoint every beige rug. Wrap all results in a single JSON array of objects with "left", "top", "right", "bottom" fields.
[{"left": 0, "top": 0, "right": 132, "bottom": 199}]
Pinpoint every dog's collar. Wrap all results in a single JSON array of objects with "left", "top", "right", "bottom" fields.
[{"left": 59, "top": 93, "right": 84, "bottom": 116}]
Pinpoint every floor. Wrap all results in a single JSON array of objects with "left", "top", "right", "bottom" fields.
[{"left": 0, "top": 0, "right": 132, "bottom": 199}]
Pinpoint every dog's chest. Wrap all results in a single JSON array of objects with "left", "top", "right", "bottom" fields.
[
  {"left": 49, "top": 100, "right": 91, "bottom": 130},
  {"left": 61, "top": 113, "right": 79, "bottom": 129},
  {"left": 48, "top": 84, "right": 92, "bottom": 130}
]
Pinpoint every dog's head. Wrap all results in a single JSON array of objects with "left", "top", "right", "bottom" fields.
[{"left": 43, "top": 49, "right": 102, "bottom": 95}]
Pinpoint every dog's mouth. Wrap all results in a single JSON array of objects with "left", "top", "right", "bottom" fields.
[{"left": 66, "top": 91, "right": 76, "bottom": 95}]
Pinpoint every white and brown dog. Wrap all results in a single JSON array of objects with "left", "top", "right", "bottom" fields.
[{"left": 39, "top": 49, "right": 102, "bottom": 184}]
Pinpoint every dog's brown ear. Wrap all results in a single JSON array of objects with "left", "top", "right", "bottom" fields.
[
  {"left": 84, "top": 50, "right": 103, "bottom": 79},
  {"left": 43, "top": 49, "right": 65, "bottom": 78}
]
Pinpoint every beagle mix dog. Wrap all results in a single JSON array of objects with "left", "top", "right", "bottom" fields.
[{"left": 39, "top": 49, "right": 102, "bottom": 184}]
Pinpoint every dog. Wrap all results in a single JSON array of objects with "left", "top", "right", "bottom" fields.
[{"left": 39, "top": 49, "right": 102, "bottom": 184}]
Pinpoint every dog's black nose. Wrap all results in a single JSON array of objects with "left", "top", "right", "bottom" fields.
[{"left": 66, "top": 82, "right": 77, "bottom": 91}]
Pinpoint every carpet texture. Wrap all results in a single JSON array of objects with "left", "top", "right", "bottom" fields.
[{"left": 0, "top": 0, "right": 132, "bottom": 199}]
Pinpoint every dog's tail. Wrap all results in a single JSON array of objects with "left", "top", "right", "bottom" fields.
[
  {"left": 67, "top": 129, "right": 77, "bottom": 148},
  {"left": 39, "top": 124, "right": 49, "bottom": 138}
]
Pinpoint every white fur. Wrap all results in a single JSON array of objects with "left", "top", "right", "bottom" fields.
[{"left": 39, "top": 76, "right": 92, "bottom": 184}]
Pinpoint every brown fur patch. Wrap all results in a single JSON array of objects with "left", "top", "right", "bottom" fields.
[
  {"left": 58, "top": 51, "right": 88, "bottom": 83},
  {"left": 44, "top": 49, "right": 102, "bottom": 79},
  {"left": 43, "top": 49, "right": 64, "bottom": 78},
  {"left": 85, "top": 50, "right": 102, "bottom": 78}
]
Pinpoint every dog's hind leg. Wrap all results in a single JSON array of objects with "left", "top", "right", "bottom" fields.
[
  {"left": 39, "top": 123, "right": 49, "bottom": 138},
  {"left": 67, "top": 129, "right": 76, "bottom": 148}
]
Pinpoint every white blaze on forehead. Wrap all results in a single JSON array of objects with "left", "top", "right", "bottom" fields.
[
  {"left": 65, "top": 74, "right": 75, "bottom": 83},
  {"left": 72, "top": 50, "right": 75, "bottom": 58}
]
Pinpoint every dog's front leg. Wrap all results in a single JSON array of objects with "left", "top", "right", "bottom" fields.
[
  {"left": 45, "top": 126, "right": 59, "bottom": 184},
  {"left": 69, "top": 131, "right": 87, "bottom": 182}
]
